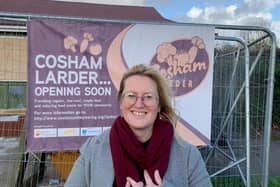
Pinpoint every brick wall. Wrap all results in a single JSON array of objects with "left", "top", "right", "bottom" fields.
[{"left": 0, "top": 115, "right": 25, "bottom": 137}]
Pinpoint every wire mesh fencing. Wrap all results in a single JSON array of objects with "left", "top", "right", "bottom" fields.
[{"left": 0, "top": 14, "right": 276, "bottom": 187}]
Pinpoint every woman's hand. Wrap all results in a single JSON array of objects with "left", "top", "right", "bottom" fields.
[{"left": 125, "top": 170, "right": 162, "bottom": 187}]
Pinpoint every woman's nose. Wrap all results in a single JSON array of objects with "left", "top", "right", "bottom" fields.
[{"left": 134, "top": 97, "right": 145, "bottom": 107}]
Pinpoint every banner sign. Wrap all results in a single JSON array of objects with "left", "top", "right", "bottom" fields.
[{"left": 27, "top": 19, "right": 214, "bottom": 152}]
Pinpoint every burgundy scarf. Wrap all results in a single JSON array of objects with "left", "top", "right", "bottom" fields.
[{"left": 110, "top": 116, "right": 174, "bottom": 187}]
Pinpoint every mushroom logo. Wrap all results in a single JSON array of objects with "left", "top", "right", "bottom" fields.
[
  {"left": 151, "top": 36, "right": 209, "bottom": 96},
  {"left": 64, "top": 33, "right": 102, "bottom": 56}
]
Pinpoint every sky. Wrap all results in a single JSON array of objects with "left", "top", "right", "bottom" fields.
[{"left": 57, "top": 0, "right": 280, "bottom": 46}]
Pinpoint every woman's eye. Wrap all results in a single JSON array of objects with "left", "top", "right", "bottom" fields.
[
  {"left": 127, "top": 94, "right": 136, "bottom": 98},
  {"left": 144, "top": 95, "right": 153, "bottom": 100}
]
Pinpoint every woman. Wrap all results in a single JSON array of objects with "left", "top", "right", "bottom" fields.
[{"left": 65, "top": 64, "right": 212, "bottom": 187}]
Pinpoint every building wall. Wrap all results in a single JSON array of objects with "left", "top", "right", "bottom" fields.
[{"left": 0, "top": 36, "right": 27, "bottom": 80}]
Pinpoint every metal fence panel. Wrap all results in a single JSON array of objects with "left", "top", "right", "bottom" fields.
[{"left": 0, "top": 15, "right": 276, "bottom": 187}]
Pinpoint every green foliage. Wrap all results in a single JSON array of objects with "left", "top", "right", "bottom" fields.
[
  {"left": 268, "top": 176, "right": 280, "bottom": 187},
  {"left": 273, "top": 60, "right": 280, "bottom": 124},
  {"left": 211, "top": 176, "right": 280, "bottom": 187},
  {"left": 211, "top": 176, "right": 244, "bottom": 187}
]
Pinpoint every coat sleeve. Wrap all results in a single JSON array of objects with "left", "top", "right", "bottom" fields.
[
  {"left": 187, "top": 145, "right": 213, "bottom": 187},
  {"left": 64, "top": 138, "right": 94, "bottom": 187}
]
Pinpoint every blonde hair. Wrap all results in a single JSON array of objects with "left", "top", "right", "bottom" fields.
[{"left": 118, "top": 64, "right": 177, "bottom": 127}]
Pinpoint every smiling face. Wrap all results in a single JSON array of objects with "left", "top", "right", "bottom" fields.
[{"left": 120, "top": 75, "right": 160, "bottom": 141}]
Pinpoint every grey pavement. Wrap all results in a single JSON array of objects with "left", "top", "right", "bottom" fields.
[{"left": 269, "top": 140, "right": 280, "bottom": 176}]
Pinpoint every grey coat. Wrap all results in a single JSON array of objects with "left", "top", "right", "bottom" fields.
[{"left": 64, "top": 130, "right": 212, "bottom": 187}]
